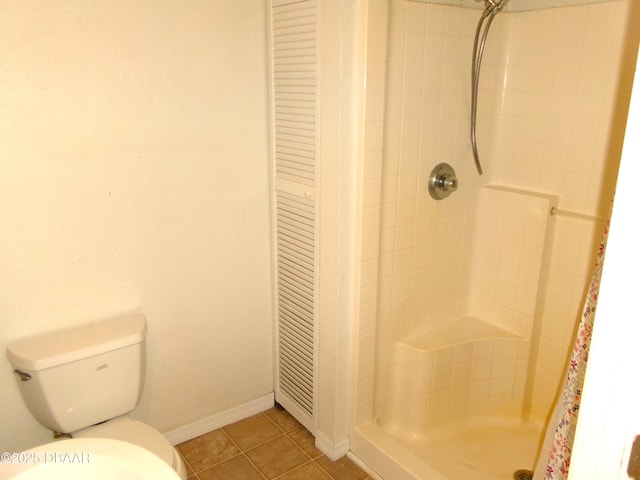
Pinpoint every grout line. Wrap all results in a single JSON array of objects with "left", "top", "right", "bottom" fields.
[
  {"left": 193, "top": 427, "right": 269, "bottom": 480},
  {"left": 262, "top": 409, "right": 302, "bottom": 434},
  {"left": 220, "top": 412, "right": 309, "bottom": 480},
  {"left": 314, "top": 458, "right": 336, "bottom": 480},
  {"left": 224, "top": 430, "right": 287, "bottom": 453},
  {"left": 271, "top": 459, "right": 316, "bottom": 480},
  {"left": 240, "top": 450, "right": 270, "bottom": 480},
  {"left": 248, "top": 411, "right": 317, "bottom": 479},
  {"left": 219, "top": 427, "right": 269, "bottom": 479},
  {"left": 284, "top": 428, "right": 324, "bottom": 460},
  {"left": 179, "top": 408, "right": 369, "bottom": 480}
]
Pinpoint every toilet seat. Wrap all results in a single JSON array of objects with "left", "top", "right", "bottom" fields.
[{"left": 73, "top": 416, "right": 177, "bottom": 470}]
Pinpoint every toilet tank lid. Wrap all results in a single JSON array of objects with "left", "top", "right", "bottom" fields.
[{"left": 7, "top": 311, "right": 147, "bottom": 372}]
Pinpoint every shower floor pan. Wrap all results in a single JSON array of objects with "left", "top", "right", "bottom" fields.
[
  {"left": 411, "top": 416, "right": 542, "bottom": 479},
  {"left": 358, "top": 416, "right": 542, "bottom": 480}
]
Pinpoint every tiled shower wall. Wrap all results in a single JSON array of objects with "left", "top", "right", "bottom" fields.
[
  {"left": 356, "top": 0, "right": 633, "bottom": 427},
  {"left": 491, "top": 0, "right": 633, "bottom": 416},
  {"left": 377, "top": 185, "right": 557, "bottom": 432},
  {"left": 466, "top": 186, "right": 557, "bottom": 339},
  {"left": 367, "top": 0, "right": 485, "bottom": 423}
]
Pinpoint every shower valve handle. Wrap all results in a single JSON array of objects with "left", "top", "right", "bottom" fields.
[
  {"left": 428, "top": 163, "right": 458, "bottom": 200},
  {"left": 437, "top": 174, "right": 458, "bottom": 192}
]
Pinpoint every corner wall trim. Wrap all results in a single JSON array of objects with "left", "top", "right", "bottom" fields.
[
  {"left": 315, "top": 430, "right": 350, "bottom": 461},
  {"left": 163, "top": 393, "right": 275, "bottom": 445}
]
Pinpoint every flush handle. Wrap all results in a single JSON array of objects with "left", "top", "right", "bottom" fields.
[{"left": 13, "top": 369, "right": 31, "bottom": 382}]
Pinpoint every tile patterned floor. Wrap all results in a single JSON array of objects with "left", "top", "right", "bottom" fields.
[{"left": 177, "top": 407, "right": 372, "bottom": 480}]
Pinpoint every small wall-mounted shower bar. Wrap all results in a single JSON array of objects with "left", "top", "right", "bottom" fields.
[
  {"left": 470, "top": 0, "right": 506, "bottom": 175},
  {"left": 550, "top": 207, "right": 608, "bottom": 222}
]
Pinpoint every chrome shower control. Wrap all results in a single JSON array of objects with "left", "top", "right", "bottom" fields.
[{"left": 428, "top": 163, "right": 458, "bottom": 200}]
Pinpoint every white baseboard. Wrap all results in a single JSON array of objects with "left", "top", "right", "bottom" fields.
[
  {"left": 163, "top": 393, "right": 275, "bottom": 445},
  {"left": 315, "top": 430, "right": 350, "bottom": 461},
  {"left": 347, "top": 451, "right": 385, "bottom": 480}
]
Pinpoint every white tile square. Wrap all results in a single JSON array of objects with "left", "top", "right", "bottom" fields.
[
  {"left": 493, "top": 338, "right": 519, "bottom": 359},
  {"left": 388, "top": 364, "right": 410, "bottom": 387},
  {"left": 431, "top": 388, "right": 451, "bottom": 413},
  {"left": 492, "top": 358, "right": 517, "bottom": 381},
  {"left": 490, "top": 380, "right": 513, "bottom": 400},
  {"left": 469, "top": 380, "right": 490, "bottom": 402},
  {"left": 411, "top": 348, "right": 435, "bottom": 372},
  {"left": 453, "top": 343, "right": 472, "bottom": 365},
  {"left": 407, "top": 392, "right": 431, "bottom": 428},
  {"left": 473, "top": 339, "right": 494, "bottom": 360},
  {"left": 410, "top": 369, "right": 433, "bottom": 394},
  {"left": 390, "top": 343, "right": 410, "bottom": 366},
  {"left": 405, "top": 2, "right": 426, "bottom": 32},
  {"left": 435, "top": 348, "right": 454, "bottom": 369},
  {"left": 452, "top": 363, "right": 471, "bottom": 386},
  {"left": 471, "top": 359, "right": 492, "bottom": 381},
  {"left": 452, "top": 383, "right": 470, "bottom": 410}
]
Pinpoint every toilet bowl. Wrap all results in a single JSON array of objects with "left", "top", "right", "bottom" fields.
[
  {"left": 6, "top": 311, "right": 187, "bottom": 480},
  {"left": 1, "top": 438, "right": 181, "bottom": 480},
  {"left": 73, "top": 416, "right": 188, "bottom": 479}
]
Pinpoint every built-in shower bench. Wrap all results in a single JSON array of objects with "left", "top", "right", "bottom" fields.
[
  {"left": 382, "top": 185, "right": 555, "bottom": 429},
  {"left": 400, "top": 316, "right": 520, "bottom": 351},
  {"left": 385, "top": 316, "right": 529, "bottom": 428}
]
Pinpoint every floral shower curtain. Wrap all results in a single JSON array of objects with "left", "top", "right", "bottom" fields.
[{"left": 533, "top": 217, "right": 611, "bottom": 480}]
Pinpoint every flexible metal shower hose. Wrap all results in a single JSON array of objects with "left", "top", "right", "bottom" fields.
[{"left": 471, "top": 1, "right": 504, "bottom": 175}]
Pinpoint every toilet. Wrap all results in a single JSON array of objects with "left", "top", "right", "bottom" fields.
[{"left": 6, "top": 311, "right": 188, "bottom": 480}]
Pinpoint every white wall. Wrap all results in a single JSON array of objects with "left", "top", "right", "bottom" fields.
[{"left": 0, "top": 0, "right": 273, "bottom": 452}]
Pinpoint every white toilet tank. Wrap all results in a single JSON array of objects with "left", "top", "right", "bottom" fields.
[{"left": 7, "top": 311, "right": 147, "bottom": 434}]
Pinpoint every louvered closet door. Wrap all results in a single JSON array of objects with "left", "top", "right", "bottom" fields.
[{"left": 270, "top": 0, "right": 317, "bottom": 430}]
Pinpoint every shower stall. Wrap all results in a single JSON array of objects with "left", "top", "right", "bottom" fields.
[{"left": 349, "top": 0, "right": 639, "bottom": 478}]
